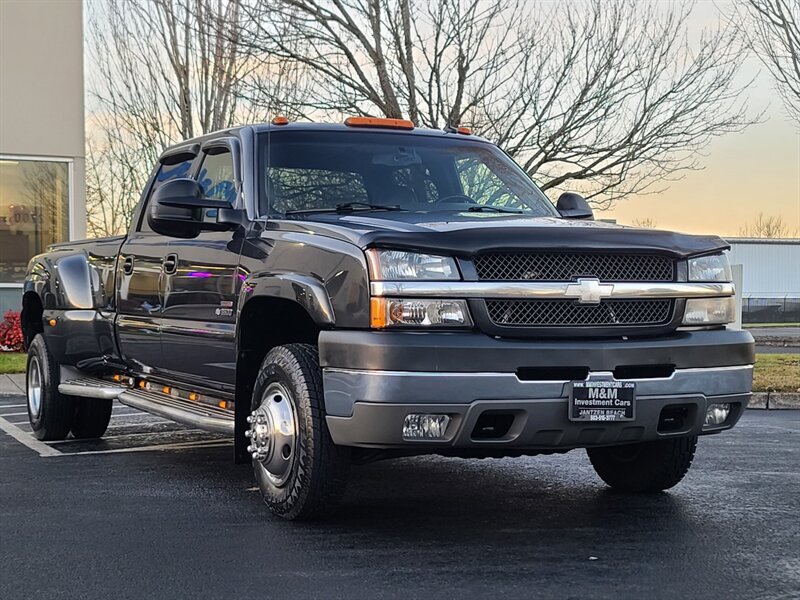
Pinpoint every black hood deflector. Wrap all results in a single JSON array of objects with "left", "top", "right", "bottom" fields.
[
  {"left": 359, "top": 223, "right": 728, "bottom": 259},
  {"left": 282, "top": 213, "right": 729, "bottom": 259}
]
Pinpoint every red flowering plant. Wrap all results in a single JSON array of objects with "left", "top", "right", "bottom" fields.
[{"left": 0, "top": 310, "right": 24, "bottom": 352}]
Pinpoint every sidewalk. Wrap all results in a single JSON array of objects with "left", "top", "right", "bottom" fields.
[{"left": 0, "top": 373, "right": 24, "bottom": 396}]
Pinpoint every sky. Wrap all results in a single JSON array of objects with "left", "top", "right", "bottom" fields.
[{"left": 598, "top": 1, "right": 800, "bottom": 237}]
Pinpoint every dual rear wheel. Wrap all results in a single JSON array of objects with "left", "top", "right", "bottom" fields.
[{"left": 26, "top": 334, "right": 112, "bottom": 441}]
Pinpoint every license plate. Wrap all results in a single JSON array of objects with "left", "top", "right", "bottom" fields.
[{"left": 569, "top": 381, "right": 636, "bottom": 422}]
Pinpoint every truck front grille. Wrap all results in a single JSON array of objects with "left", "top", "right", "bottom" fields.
[
  {"left": 474, "top": 253, "right": 675, "bottom": 282},
  {"left": 485, "top": 299, "right": 674, "bottom": 327}
]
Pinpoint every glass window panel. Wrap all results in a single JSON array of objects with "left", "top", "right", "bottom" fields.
[{"left": 0, "top": 159, "right": 69, "bottom": 282}]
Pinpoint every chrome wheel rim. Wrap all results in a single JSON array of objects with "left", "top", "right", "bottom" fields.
[
  {"left": 247, "top": 383, "right": 298, "bottom": 487},
  {"left": 27, "top": 355, "right": 42, "bottom": 419}
]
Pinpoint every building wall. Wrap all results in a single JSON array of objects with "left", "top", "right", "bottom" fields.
[
  {"left": 726, "top": 239, "right": 800, "bottom": 297},
  {"left": 0, "top": 0, "right": 85, "bottom": 314},
  {"left": 726, "top": 238, "right": 800, "bottom": 323}
]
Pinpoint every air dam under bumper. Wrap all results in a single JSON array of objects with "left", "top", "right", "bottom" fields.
[{"left": 319, "top": 329, "right": 754, "bottom": 449}]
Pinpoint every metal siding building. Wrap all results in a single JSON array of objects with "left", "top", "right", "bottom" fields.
[{"left": 725, "top": 238, "right": 800, "bottom": 323}]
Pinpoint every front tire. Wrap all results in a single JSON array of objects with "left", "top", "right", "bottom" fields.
[
  {"left": 249, "top": 344, "right": 350, "bottom": 520},
  {"left": 587, "top": 436, "right": 697, "bottom": 493},
  {"left": 26, "top": 334, "right": 74, "bottom": 441}
]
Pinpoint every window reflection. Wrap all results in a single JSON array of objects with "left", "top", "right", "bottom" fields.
[{"left": 0, "top": 159, "right": 70, "bottom": 282}]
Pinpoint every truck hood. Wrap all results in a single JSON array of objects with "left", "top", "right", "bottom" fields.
[{"left": 280, "top": 211, "right": 729, "bottom": 258}]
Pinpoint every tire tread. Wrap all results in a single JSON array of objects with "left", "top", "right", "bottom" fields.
[
  {"left": 587, "top": 436, "right": 697, "bottom": 493},
  {"left": 255, "top": 343, "right": 349, "bottom": 520}
]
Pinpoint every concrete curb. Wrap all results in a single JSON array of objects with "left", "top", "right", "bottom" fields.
[
  {"left": 748, "top": 392, "right": 800, "bottom": 410},
  {"left": 0, "top": 373, "right": 25, "bottom": 397}
]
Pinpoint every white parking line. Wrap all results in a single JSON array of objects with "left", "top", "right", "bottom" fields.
[
  {"left": 50, "top": 438, "right": 231, "bottom": 456},
  {"left": 0, "top": 403, "right": 27, "bottom": 409},
  {"left": 0, "top": 415, "right": 61, "bottom": 457},
  {"left": 48, "top": 429, "right": 204, "bottom": 443}
]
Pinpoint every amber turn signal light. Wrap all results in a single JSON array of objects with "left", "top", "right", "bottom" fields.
[{"left": 272, "top": 116, "right": 289, "bottom": 125}]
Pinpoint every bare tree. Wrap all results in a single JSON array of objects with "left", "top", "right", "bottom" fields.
[
  {"left": 241, "top": 0, "right": 521, "bottom": 128},
  {"left": 85, "top": 0, "right": 306, "bottom": 236},
  {"left": 737, "top": 0, "right": 800, "bottom": 124},
  {"left": 738, "top": 212, "right": 798, "bottom": 237},
  {"left": 242, "top": 0, "right": 754, "bottom": 208},
  {"left": 632, "top": 218, "right": 659, "bottom": 229},
  {"left": 481, "top": 0, "right": 754, "bottom": 208}
]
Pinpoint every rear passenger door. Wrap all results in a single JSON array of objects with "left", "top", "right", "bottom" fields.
[
  {"left": 116, "top": 156, "right": 195, "bottom": 375},
  {"left": 159, "top": 140, "right": 244, "bottom": 392}
]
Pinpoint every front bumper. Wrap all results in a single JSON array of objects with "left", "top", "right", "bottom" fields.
[{"left": 319, "top": 329, "right": 754, "bottom": 450}]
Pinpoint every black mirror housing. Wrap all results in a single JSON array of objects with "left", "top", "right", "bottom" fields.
[
  {"left": 556, "top": 192, "right": 594, "bottom": 220},
  {"left": 148, "top": 178, "right": 205, "bottom": 238}
]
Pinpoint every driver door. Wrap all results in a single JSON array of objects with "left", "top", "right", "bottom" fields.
[{"left": 159, "top": 140, "right": 245, "bottom": 393}]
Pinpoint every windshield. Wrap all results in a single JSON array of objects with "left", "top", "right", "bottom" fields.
[{"left": 258, "top": 130, "right": 557, "bottom": 217}]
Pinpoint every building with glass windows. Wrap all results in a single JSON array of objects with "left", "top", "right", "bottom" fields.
[{"left": 0, "top": 0, "right": 85, "bottom": 314}]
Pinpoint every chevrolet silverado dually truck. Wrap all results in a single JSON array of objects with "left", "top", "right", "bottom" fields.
[{"left": 21, "top": 117, "right": 754, "bottom": 520}]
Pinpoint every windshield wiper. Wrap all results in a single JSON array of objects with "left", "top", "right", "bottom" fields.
[
  {"left": 466, "top": 205, "right": 523, "bottom": 214},
  {"left": 286, "top": 202, "right": 404, "bottom": 215}
]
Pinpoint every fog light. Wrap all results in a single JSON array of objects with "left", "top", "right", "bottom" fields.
[
  {"left": 704, "top": 403, "right": 730, "bottom": 426},
  {"left": 402, "top": 414, "right": 450, "bottom": 440}
]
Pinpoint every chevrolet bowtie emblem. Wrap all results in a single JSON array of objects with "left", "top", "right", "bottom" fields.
[{"left": 565, "top": 278, "right": 614, "bottom": 304}]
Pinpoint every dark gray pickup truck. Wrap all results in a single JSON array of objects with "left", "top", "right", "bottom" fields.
[{"left": 22, "top": 117, "right": 754, "bottom": 519}]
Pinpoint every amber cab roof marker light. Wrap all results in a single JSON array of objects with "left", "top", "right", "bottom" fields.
[
  {"left": 344, "top": 116, "right": 414, "bottom": 130},
  {"left": 272, "top": 116, "right": 289, "bottom": 125},
  {"left": 443, "top": 124, "right": 472, "bottom": 135}
]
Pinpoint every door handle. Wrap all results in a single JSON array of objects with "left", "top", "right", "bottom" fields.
[
  {"left": 162, "top": 253, "right": 178, "bottom": 275},
  {"left": 122, "top": 255, "right": 134, "bottom": 275}
]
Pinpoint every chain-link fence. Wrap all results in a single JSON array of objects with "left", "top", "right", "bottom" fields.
[{"left": 742, "top": 296, "right": 800, "bottom": 324}]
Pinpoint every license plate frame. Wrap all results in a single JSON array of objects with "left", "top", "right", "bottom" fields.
[{"left": 569, "top": 381, "right": 636, "bottom": 422}]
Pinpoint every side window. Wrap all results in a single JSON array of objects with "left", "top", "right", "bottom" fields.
[
  {"left": 197, "top": 150, "right": 236, "bottom": 203},
  {"left": 138, "top": 158, "right": 195, "bottom": 232}
]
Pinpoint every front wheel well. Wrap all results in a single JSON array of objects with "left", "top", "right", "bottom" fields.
[{"left": 234, "top": 297, "right": 323, "bottom": 462}]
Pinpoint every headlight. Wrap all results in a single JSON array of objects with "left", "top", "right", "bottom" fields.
[
  {"left": 682, "top": 297, "right": 735, "bottom": 325},
  {"left": 370, "top": 298, "right": 472, "bottom": 328},
  {"left": 367, "top": 249, "right": 460, "bottom": 280},
  {"left": 688, "top": 254, "right": 731, "bottom": 282}
]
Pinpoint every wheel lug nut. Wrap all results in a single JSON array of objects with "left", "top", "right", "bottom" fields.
[
  {"left": 244, "top": 430, "right": 252, "bottom": 438},
  {"left": 246, "top": 416, "right": 253, "bottom": 423}
]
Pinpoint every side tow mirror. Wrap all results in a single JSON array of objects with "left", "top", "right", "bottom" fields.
[
  {"left": 556, "top": 192, "right": 594, "bottom": 220},
  {"left": 148, "top": 178, "right": 235, "bottom": 238}
]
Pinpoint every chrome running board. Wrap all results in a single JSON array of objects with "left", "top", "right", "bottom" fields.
[
  {"left": 118, "top": 389, "right": 234, "bottom": 435},
  {"left": 59, "top": 378, "right": 128, "bottom": 400}
]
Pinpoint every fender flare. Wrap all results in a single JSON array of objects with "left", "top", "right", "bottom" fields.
[
  {"left": 237, "top": 272, "right": 335, "bottom": 326},
  {"left": 23, "top": 251, "right": 98, "bottom": 310}
]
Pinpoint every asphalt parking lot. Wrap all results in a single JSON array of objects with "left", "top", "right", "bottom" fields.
[{"left": 0, "top": 396, "right": 798, "bottom": 600}]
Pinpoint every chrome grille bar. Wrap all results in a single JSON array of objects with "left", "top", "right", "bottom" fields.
[{"left": 370, "top": 281, "right": 735, "bottom": 300}]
